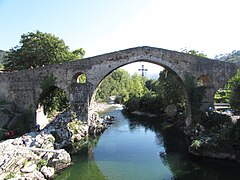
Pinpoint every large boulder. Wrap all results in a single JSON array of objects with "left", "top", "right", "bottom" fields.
[
  {"left": 48, "top": 149, "right": 71, "bottom": 172},
  {"left": 41, "top": 166, "right": 55, "bottom": 179}
]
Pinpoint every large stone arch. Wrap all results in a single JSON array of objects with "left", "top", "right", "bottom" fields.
[{"left": 87, "top": 58, "right": 192, "bottom": 126}]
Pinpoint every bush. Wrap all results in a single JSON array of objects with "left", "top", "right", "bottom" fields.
[
  {"left": 124, "top": 96, "right": 140, "bottom": 113},
  {"left": 37, "top": 159, "right": 48, "bottom": 170},
  {"left": 199, "top": 111, "right": 231, "bottom": 130}
]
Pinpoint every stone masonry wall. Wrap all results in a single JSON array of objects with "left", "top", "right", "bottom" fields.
[{"left": 0, "top": 46, "right": 238, "bottom": 125}]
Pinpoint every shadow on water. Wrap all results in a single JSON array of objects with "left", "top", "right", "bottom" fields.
[{"left": 126, "top": 113, "right": 240, "bottom": 180}]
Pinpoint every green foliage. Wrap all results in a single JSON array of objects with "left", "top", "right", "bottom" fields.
[
  {"left": 23, "top": 159, "right": 28, "bottom": 167},
  {"left": 3, "top": 30, "right": 85, "bottom": 71},
  {"left": 5, "top": 172, "right": 16, "bottom": 179},
  {"left": 0, "top": 50, "right": 6, "bottom": 69},
  {"left": 96, "top": 65, "right": 206, "bottom": 120},
  {"left": 38, "top": 74, "right": 69, "bottom": 116},
  {"left": 190, "top": 112, "right": 235, "bottom": 155},
  {"left": 37, "top": 158, "right": 48, "bottom": 170},
  {"left": 0, "top": 63, "right": 4, "bottom": 70},
  {"left": 181, "top": 48, "right": 208, "bottom": 58},
  {"left": 214, "top": 70, "right": 240, "bottom": 110},
  {"left": 214, "top": 88, "right": 231, "bottom": 103},
  {"left": 190, "top": 140, "right": 201, "bottom": 150},
  {"left": 228, "top": 70, "right": 240, "bottom": 111},
  {"left": 41, "top": 74, "right": 57, "bottom": 91},
  {"left": 157, "top": 70, "right": 185, "bottom": 111},
  {"left": 77, "top": 73, "right": 87, "bottom": 84},
  {"left": 214, "top": 51, "right": 240, "bottom": 110},
  {"left": 96, "top": 68, "right": 187, "bottom": 116},
  {"left": 39, "top": 87, "right": 69, "bottom": 116},
  {"left": 199, "top": 111, "right": 231, "bottom": 130},
  {"left": 2, "top": 31, "right": 84, "bottom": 117},
  {"left": 72, "top": 48, "right": 85, "bottom": 59},
  {"left": 95, "top": 69, "right": 140, "bottom": 103},
  {"left": 124, "top": 96, "right": 141, "bottom": 112}
]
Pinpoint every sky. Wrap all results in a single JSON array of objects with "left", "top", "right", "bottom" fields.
[{"left": 0, "top": 0, "right": 240, "bottom": 76}]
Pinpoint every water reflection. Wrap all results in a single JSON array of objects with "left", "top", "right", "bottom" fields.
[
  {"left": 126, "top": 113, "right": 240, "bottom": 180},
  {"left": 54, "top": 139, "right": 106, "bottom": 180},
  {"left": 55, "top": 109, "right": 240, "bottom": 180}
]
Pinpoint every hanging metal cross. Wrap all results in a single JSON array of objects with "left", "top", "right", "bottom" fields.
[{"left": 138, "top": 64, "right": 148, "bottom": 76}]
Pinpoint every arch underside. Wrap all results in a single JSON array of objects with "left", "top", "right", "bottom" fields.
[{"left": 88, "top": 56, "right": 192, "bottom": 126}]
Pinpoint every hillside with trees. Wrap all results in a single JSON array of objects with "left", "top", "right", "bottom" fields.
[
  {"left": 0, "top": 50, "right": 6, "bottom": 70},
  {"left": 215, "top": 50, "right": 240, "bottom": 65}
]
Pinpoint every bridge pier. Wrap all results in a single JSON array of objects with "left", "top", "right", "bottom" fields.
[
  {"left": 201, "top": 88, "right": 215, "bottom": 111},
  {"left": 69, "top": 83, "right": 90, "bottom": 121}
]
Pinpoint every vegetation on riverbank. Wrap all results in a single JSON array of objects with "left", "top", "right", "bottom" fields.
[{"left": 95, "top": 50, "right": 240, "bottom": 164}]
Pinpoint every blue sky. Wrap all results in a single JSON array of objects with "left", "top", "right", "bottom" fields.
[{"left": 0, "top": 0, "right": 240, "bottom": 75}]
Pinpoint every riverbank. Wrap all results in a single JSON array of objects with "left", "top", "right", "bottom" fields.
[
  {"left": 92, "top": 102, "right": 122, "bottom": 112},
  {"left": 127, "top": 108, "right": 240, "bottom": 164},
  {"left": 0, "top": 131, "right": 71, "bottom": 179},
  {"left": 0, "top": 103, "right": 117, "bottom": 179},
  {"left": 183, "top": 112, "right": 240, "bottom": 163}
]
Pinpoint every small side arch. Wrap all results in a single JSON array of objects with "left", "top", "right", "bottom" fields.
[
  {"left": 72, "top": 72, "right": 87, "bottom": 84},
  {"left": 197, "top": 75, "right": 210, "bottom": 87}
]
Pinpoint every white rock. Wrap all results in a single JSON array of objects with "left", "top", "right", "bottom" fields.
[
  {"left": 20, "top": 162, "right": 37, "bottom": 173},
  {"left": 41, "top": 166, "right": 55, "bottom": 178}
]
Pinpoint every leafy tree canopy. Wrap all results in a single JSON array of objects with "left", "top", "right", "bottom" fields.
[
  {"left": 4, "top": 30, "right": 85, "bottom": 71},
  {"left": 181, "top": 48, "right": 208, "bottom": 58}
]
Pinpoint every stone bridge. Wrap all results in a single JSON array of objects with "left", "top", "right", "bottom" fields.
[{"left": 0, "top": 46, "right": 238, "bottom": 126}]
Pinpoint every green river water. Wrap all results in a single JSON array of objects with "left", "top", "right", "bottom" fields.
[{"left": 55, "top": 108, "right": 240, "bottom": 180}]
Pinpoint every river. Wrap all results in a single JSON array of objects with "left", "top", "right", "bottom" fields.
[{"left": 55, "top": 108, "right": 240, "bottom": 180}]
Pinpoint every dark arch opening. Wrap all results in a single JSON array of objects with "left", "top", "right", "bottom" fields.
[{"left": 36, "top": 86, "right": 69, "bottom": 128}]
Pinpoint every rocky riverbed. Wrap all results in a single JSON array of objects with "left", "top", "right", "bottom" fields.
[
  {"left": 0, "top": 103, "right": 116, "bottom": 179},
  {"left": 0, "top": 131, "right": 71, "bottom": 179}
]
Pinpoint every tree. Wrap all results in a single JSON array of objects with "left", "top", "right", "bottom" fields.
[
  {"left": 4, "top": 30, "right": 85, "bottom": 71},
  {"left": 95, "top": 69, "right": 132, "bottom": 103},
  {"left": 0, "top": 50, "right": 6, "bottom": 70},
  {"left": 181, "top": 48, "right": 207, "bottom": 58},
  {"left": 152, "top": 70, "right": 186, "bottom": 115},
  {"left": 3, "top": 31, "right": 85, "bottom": 116},
  {"left": 227, "top": 70, "right": 240, "bottom": 110}
]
